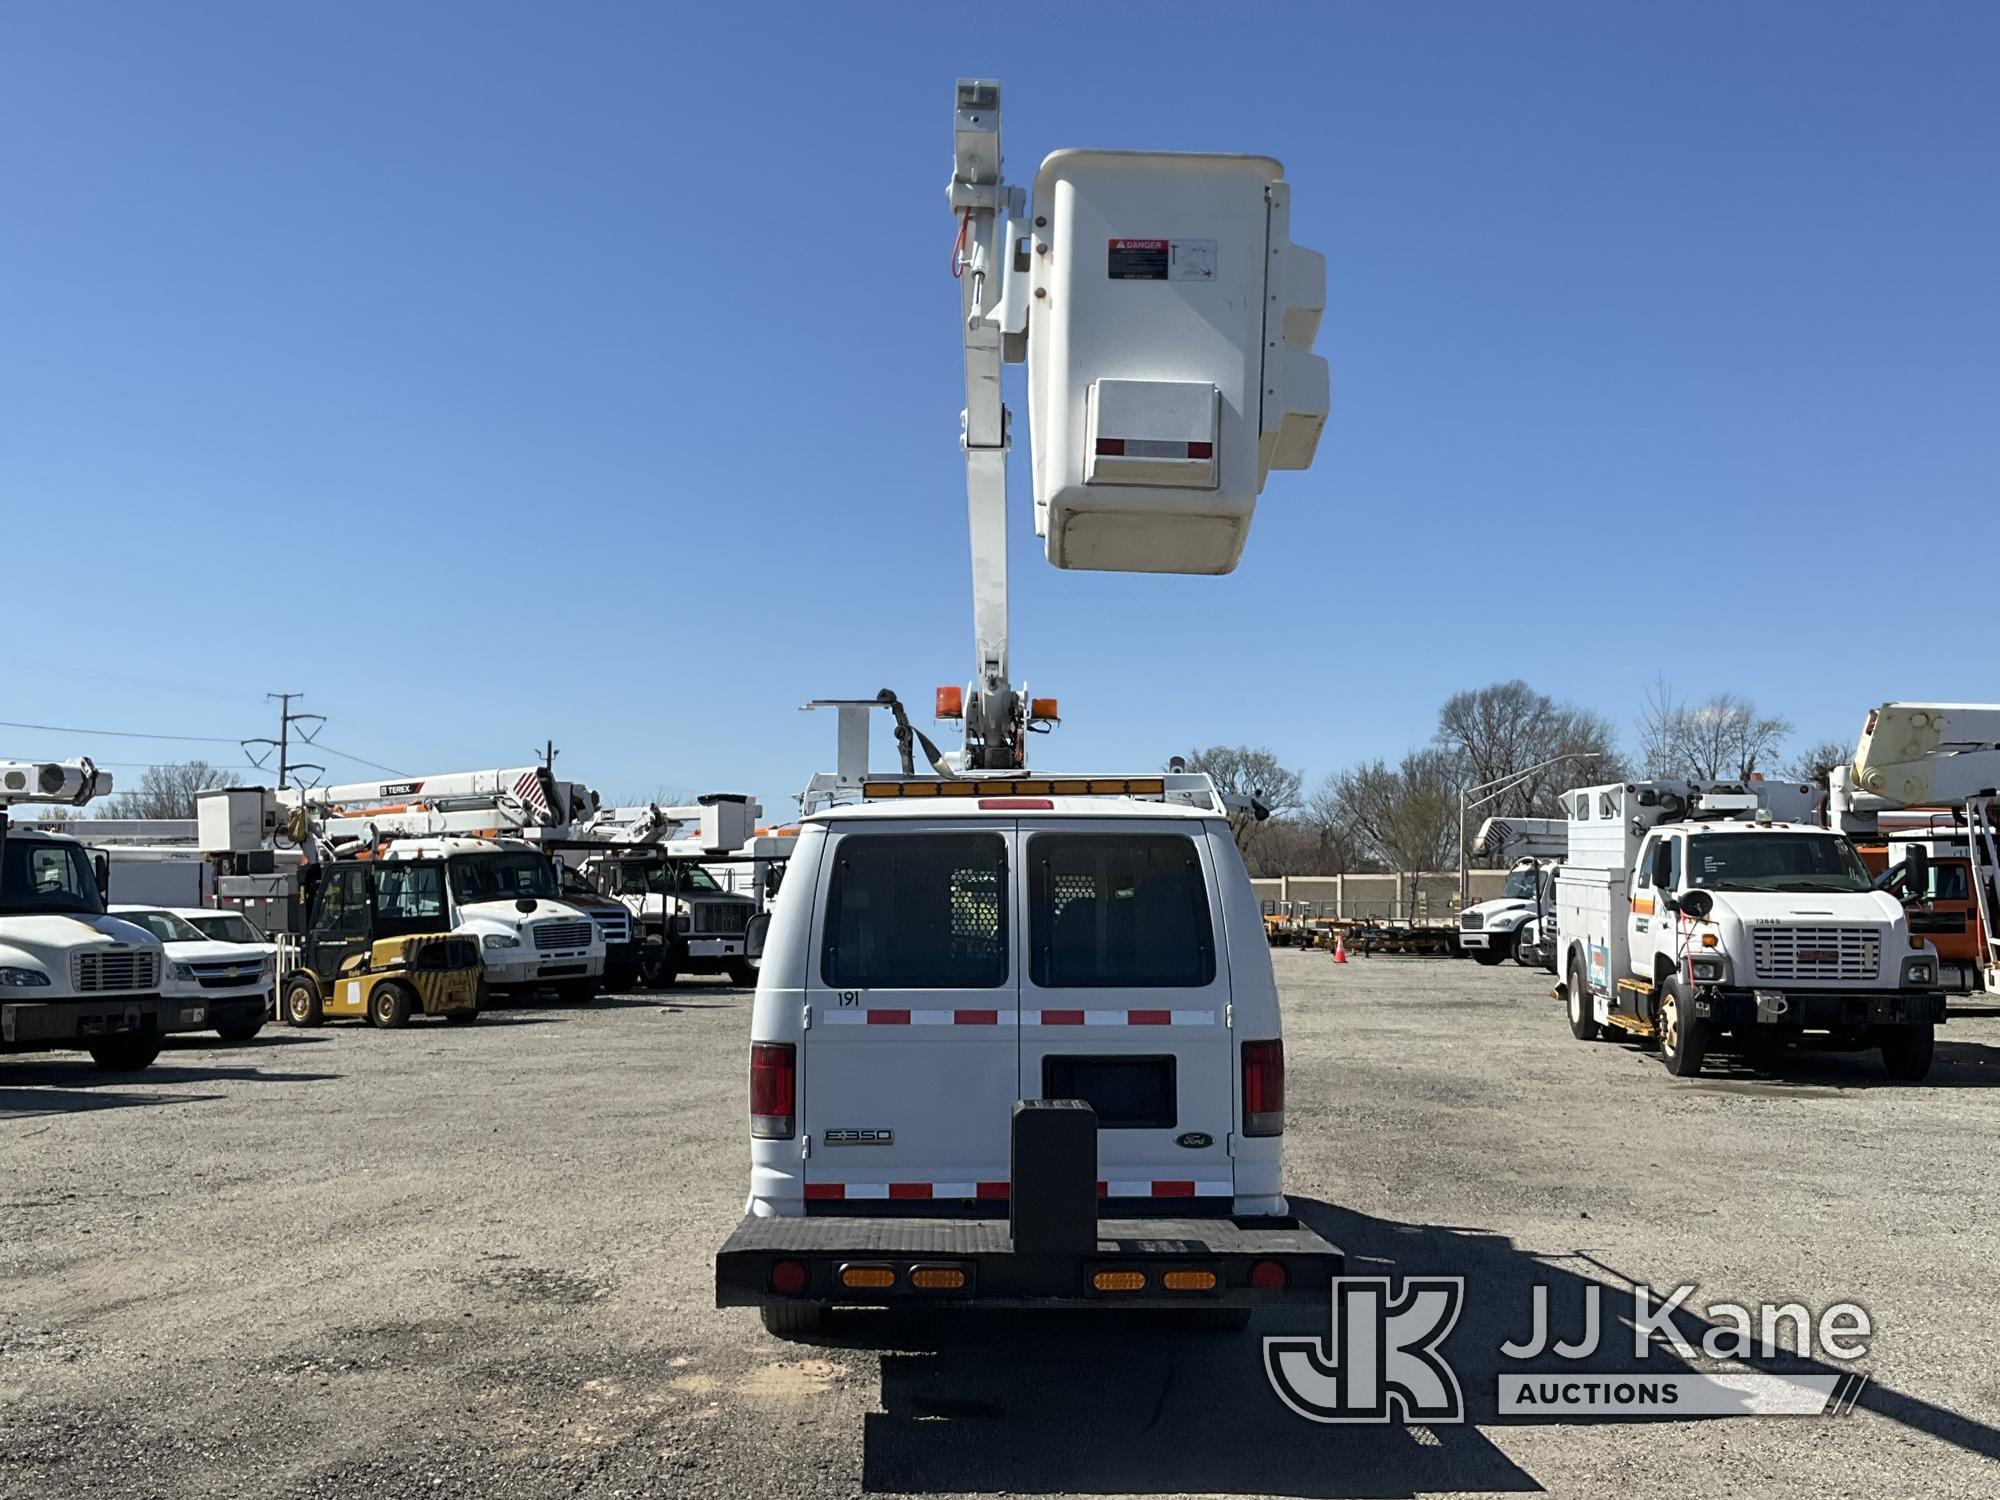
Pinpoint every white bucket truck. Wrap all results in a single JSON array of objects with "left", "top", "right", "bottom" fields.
[
  {"left": 1555, "top": 779, "right": 1946, "bottom": 1079},
  {"left": 274, "top": 773, "right": 609, "bottom": 1000},
  {"left": 1, "top": 760, "right": 203, "bottom": 1071},
  {"left": 1460, "top": 816, "right": 1566, "bottom": 968}
]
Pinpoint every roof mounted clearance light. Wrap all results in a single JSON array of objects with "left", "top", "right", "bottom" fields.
[{"left": 863, "top": 777, "right": 1165, "bottom": 799}]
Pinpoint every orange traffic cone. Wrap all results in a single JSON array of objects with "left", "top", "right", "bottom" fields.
[{"left": 1332, "top": 935, "right": 1349, "bottom": 964}]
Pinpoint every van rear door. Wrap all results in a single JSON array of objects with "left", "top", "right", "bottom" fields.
[
  {"left": 801, "top": 821, "right": 1018, "bottom": 1205},
  {"left": 1017, "top": 821, "right": 1234, "bottom": 1205}
]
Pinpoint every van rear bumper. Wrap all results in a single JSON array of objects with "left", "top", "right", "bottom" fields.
[{"left": 715, "top": 1213, "right": 1343, "bottom": 1310}]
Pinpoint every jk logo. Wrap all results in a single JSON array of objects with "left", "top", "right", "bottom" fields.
[{"left": 1264, "top": 1276, "right": 1466, "bottom": 1424}]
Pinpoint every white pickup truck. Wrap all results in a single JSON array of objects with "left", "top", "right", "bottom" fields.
[{"left": 1555, "top": 779, "right": 1946, "bottom": 1079}]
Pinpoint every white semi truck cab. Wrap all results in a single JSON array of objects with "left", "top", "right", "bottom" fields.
[
  {"left": 1, "top": 761, "right": 204, "bottom": 1071},
  {"left": 375, "top": 838, "right": 606, "bottom": 999},
  {"left": 1556, "top": 779, "right": 1946, "bottom": 1079}
]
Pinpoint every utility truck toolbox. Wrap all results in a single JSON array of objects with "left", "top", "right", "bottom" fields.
[{"left": 716, "top": 773, "right": 1342, "bottom": 1330}]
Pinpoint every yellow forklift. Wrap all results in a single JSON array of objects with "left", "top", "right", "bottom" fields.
[{"left": 280, "top": 856, "right": 483, "bottom": 1028}]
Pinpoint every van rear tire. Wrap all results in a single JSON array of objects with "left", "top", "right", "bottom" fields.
[
  {"left": 760, "top": 1303, "right": 825, "bottom": 1339},
  {"left": 88, "top": 1038, "right": 161, "bottom": 1071}
]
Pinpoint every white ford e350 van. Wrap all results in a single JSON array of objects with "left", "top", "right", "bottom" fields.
[{"left": 715, "top": 772, "right": 1343, "bottom": 1337}]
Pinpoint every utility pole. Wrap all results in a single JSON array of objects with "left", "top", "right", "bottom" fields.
[{"left": 243, "top": 693, "right": 326, "bottom": 790}]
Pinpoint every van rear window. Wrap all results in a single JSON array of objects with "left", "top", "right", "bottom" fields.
[
  {"left": 820, "top": 834, "right": 1008, "bottom": 989},
  {"left": 1028, "top": 834, "right": 1215, "bottom": 989}
]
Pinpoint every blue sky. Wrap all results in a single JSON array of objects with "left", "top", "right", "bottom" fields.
[{"left": 4, "top": 3, "right": 1994, "bottom": 812}]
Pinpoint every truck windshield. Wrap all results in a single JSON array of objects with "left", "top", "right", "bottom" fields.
[
  {"left": 0, "top": 836, "right": 105, "bottom": 917},
  {"left": 190, "top": 912, "right": 268, "bottom": 944},
  {"left": 1686, "top": 833, "right": 1872, "bottom": 894},
  {"left": 1502, "top": 869, "right": 1540, "bottom": 901},
  {"left": 448, "top": 851, "right": 556, "bottom": 905},
  {"left": 613, "top": 863, "right": 722, "bottom": 896},
  {"left": 119, "top": 909, "right": 208, "bottom": 944}
]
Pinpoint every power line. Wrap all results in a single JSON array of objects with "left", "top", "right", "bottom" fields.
[
  {"left": 313, "top": 742, "right": 410, "bottom": 777},
  {"left": 0, "top": 719, "right": 238, "bottom": 744}
]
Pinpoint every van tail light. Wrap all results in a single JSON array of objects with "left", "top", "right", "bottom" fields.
[
  {"left": 750, "top": 1043, "right": 796, "bottom": 1139},
  {"left": 1242, "top": 1039, "right": 1284, "bottom": 1137}
]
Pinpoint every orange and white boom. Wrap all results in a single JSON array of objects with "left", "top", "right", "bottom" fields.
[{"left": 276, "top": 767, "right": 567, "bottom": 850}]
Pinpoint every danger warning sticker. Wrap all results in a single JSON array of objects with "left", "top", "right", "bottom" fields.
[
  {"left": 1108, "top": 239, "right": 1170, "bottom": 279},
  {"left": 1107, "top": 238, "right": 1218, "bottom": 281}
]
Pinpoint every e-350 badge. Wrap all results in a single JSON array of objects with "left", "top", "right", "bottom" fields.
[{"left": 824, "top": 1128, "right": 894, "bottom": 1147}]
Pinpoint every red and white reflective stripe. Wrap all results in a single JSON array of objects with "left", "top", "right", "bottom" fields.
[
  {"left": 1024, "top": 1009, "right": 1214, "bottom": 1027},
  {"left": 804, "top": 1179, "right": 1231, "bottom": 1201},
  {"left": 806, "top": 1181, "right": 1010, "bottom": 1201},
  {"left": 819, "top": 1008, "right": 1001, "bottom": 1027},
  {"left": 819, "top": 1008, "right": 1213, "bottom": 1027}
]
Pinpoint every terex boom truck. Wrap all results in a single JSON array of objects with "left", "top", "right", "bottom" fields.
[
  {"left": 1829, "top": 703, "right": 2000, "bottom": 997},
  {"left": 1460, "top": 816, "right": 1566, "bottom": 969},
  {"left": 1556, "top": 779, "right": 1946, "bottom": 1079},
  {"left": 566, "top": 795, "right": 764, "bottom": 987},
  {"left": 1, "top": 759, "right": 203, "bottom": 1070},
  {"left": 278, "top": 770, "right": 608, "bottom": 1000}
]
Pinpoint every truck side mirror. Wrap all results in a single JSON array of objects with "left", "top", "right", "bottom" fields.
[
  {"left": 1649, "top": 843, "right": 1674, "bottom": 890},
  {"left": 93, "top": 854, "right": 110, "bottom": 898},
  {"left": 1904, "top": 845, "right": 1930, "bottom": 899},
  {"left": 1677, "top": 889, "right": 1714, "bottom": 919}
]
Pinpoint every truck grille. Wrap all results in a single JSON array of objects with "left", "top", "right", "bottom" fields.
[
  {"left": 1460, "top": 913, "right": 1483, "bottom": 930},
  {"left": 590, "top": 910, "right": 631, "bottom": 946},
  {"left": 1751, "top": 926, "right": 1881, "bottom": 983},
  {"left": 72, "top": 950, "right": 161, "bottom": 993},
  {"left": 691, "top": 903, "right": 751, "bottom": 937},
  {"left": 188, "top": 962, "right": 267, "bottom": 990},
  {"left": 532, "top": 920, "right": 594, "bottom": 952}
]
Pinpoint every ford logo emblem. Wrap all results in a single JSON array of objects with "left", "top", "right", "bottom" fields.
[{"left": 1176, "top": 1131, "right": 1213, "bottom": 1150}]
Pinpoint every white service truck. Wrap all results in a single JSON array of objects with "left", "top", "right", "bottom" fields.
[
  {"left": 1, "top": 760, "right": 202, "bottom": 1071},
  {"left": 1556, "top": 779, "right": 1946, "bottom": 1079},
  {"left": 1459, "top": 816, "right": 1566, "bottom": 968}
]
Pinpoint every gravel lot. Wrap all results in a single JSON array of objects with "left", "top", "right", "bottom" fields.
[{"left": 4, "top": 952, "right": 1998, "bottom": 1499}]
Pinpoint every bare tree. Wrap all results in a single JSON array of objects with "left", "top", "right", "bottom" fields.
[
  {"left": 100, "top": 760, "right": 240, "bottom": 820},
  {"left": 1322, "top": 750, "right": 1458, "bottom": 908},
  {"left": 1180, "top": 745, "right": 1303, "bottom": 866},
  {"left": 1636, "top": 682, "right": 1792, "bottom": 780},
  {"left": 1435, "top": 679, "right": 1622, "bottom": 821},
  {"left": 1781, "top": 738, "right": 1852, "bottom": 792},
  {"left": 1300, "top": 779, "right": 1374, "bottom": 875}
]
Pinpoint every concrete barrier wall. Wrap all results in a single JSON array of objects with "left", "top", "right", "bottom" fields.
[{"left": 1250, "top": 870, "right": 1506, "bottom": 921}]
